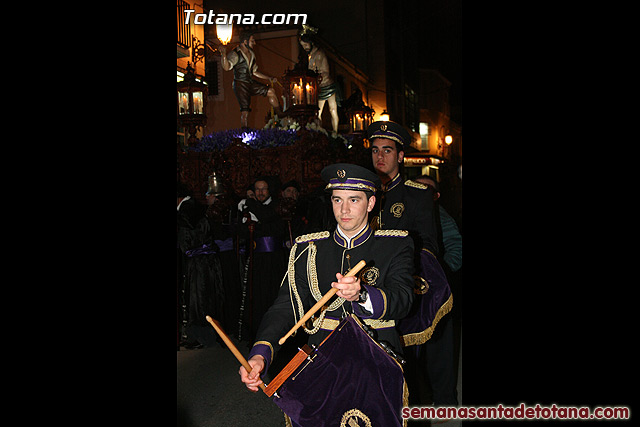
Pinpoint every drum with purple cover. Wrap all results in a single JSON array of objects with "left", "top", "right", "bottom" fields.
[{"left": 265, "top": 314, "right": 408, "bottom": 427}]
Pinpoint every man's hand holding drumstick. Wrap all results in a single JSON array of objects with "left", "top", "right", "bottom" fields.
[
  {"left": 331, "top": 272, "right": 362, "bottom": 301},
  {"left": 239, "top": 265, "right": 364, "bottom": 392},
  {"left": 239, "top": 355, "right": 266, "bottom": 392}
]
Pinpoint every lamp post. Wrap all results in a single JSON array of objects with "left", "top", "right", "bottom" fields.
[
  {"left": 177, "top": 62, "right": 208, "bottom": 147},
  {"left": 445, "top": 134, "right": 452, "bottom": 159}
]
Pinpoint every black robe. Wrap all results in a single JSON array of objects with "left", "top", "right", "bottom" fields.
[
  {"left": 238, "top": 197, "right": 288, "bottom": 339},
  {"left": 177, "top": 198, "right": 225, "bottom": 344}
]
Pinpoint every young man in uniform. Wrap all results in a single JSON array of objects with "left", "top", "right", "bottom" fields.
[
  {"left": 239, "top": 163, "right": 415, "bottom": 392},
  {"left": 368, "top": 121, "right": 458, "bottom": 407}
]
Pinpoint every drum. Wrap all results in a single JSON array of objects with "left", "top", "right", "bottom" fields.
[{"left": 265, "top": 314, "right": 408, "bottom": 427}]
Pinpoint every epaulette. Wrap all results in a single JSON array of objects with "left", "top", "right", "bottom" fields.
[
  {"left": 295, "top": 231, "right": 330, "bottom": 244},
  {"left": 374, "top": 229, "right": 409, "bottom": 238},
  {"left": 404, "top": 180, "right": 429, "bottom": 190}
]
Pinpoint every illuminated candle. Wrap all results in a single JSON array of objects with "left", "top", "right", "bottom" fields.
[
  {"left": 355, "top": 114, "right": 362, "bottom": 131},
  {"left": 194, "top": 94, "right": 200, "bottom": 113},
  {"left": 180, "top": 93, "right": 188, "bottom": 114},
  {"left": 293, "top": 84, "right": 302, "bottom": 104},
  {"left": 305, "top": 83, "right": 313, "bottom": 104}
]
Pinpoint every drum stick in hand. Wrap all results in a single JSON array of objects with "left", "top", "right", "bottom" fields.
[
  {"left": 278, "top": 259, "right": 366, "bottom": 345},
  {"left": 206, "top": 315, "right": 267, "bottom": 393}
]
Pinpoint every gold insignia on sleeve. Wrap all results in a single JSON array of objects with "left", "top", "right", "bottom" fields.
[
  {"left": 360, "top": 266, "right": 379, "bottom": 286},
  {"left": 390, "top": 202, "right": 404, "bottom": 218}
]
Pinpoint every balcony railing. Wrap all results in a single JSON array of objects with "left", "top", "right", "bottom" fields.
[{"left": 177, "top": 0, "right": 191, "bottom": 49}]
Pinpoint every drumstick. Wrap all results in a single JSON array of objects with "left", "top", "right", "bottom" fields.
[
  {"left": 205, "top": 315, "right": 267, "bottom": 393},
  {"left": 278, "top": 259, "right": 366, "bottom": 345}
]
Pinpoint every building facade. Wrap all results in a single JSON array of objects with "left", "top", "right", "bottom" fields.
[{"left": 176, "top": 1, "right": 461, "bottom": 205}]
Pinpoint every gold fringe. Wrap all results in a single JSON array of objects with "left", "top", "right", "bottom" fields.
[
  {"left": 319, "top": 317, "right": 395, "bottom": 331},
  {"left": 402, "top": 379, "right": 409, "bottom": 427},
  {"left": 283, "top": 412, "right": 292, "bottom": 427},
  {"left": 399, "top": 293, "right": 453, "bottom": 347}
]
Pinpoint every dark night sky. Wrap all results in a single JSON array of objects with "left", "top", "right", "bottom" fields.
[
  {"left": 418, "top": 0, "right": 462, "bottom": 122},
  {"left": 205, "top": 0, "right": 461, "bottom": 123}
]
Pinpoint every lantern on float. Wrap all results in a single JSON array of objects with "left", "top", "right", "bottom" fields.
[
  {"left": 282, "top": 62, "right": 319, "bottom": 125},
  {"left": 177, "top": 62, "right": 208, "bottom": 146},
  {"left": 348, "top": 103, "right": 374, "bottom": 134},
  {"left": 346, "top": 89, "right": 374, "bottom": 134}
]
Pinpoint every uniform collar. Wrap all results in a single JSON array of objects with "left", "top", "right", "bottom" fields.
[
  {"left": 382, "top": 173, "right": 402, "bottom": 192},
  {"left": 333, "top": 224, "right": 373, "bottom": 249}
]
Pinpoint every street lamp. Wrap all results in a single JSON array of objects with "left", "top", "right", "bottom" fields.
[
  {"left": 444, "top": 134, "right": 453, "bottom": 159},
  {"left": 216, "top": 23, "right": 233, "bottom": 45},
  {"left": 177, "top": 62, "right": 208, "bottom": 146}
]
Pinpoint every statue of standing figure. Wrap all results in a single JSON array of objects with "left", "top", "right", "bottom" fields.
[
  {"left": 298, "top": 25, "right": 342, "bottom": 136},
  {"left": 219, "top": 31, "right": 282, "bottom": 128}
]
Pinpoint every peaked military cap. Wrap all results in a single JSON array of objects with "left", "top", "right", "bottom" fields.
[
  {"left": 366, "top": 120, "right": 411, "bottom": 150},
  {"left": 321, "top": 163, "right": 381, "bottom": 193}
]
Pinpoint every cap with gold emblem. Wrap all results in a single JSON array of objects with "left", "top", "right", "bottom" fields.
[
  {"left": 321, "top": 163, "right": 381, "bottom": 194},
  {"left": 366, "top": 121, "right": 411, "bottom": 149}
]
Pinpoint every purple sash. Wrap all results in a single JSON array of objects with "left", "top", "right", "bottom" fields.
[
  {"left": 253, "top": 236, "right": 283, "bottom": 253},
  {"left": 184, "top": 243, "right": 217, "bottom": 257},
  {"left": 214, "top": 238, "right": 234, "bottom": 252}
]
